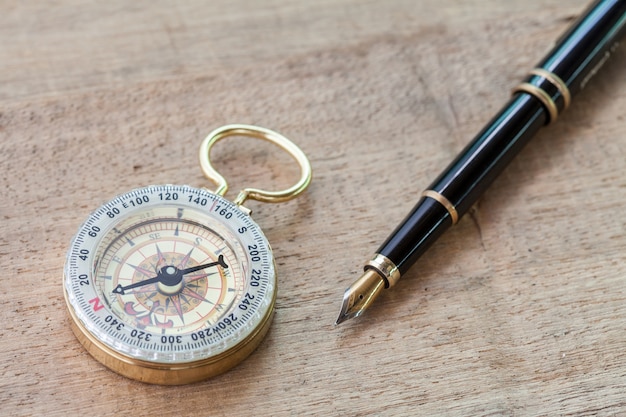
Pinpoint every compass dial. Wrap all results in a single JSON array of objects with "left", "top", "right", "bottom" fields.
[{"left": 63, "top": 185, "right": 276, "bottom": 384}]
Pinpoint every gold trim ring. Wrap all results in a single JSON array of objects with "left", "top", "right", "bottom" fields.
[
  {"left": 512, "top": 82, "right": 559, "bottom": 124},
  {"left": 199, "top": 124, "right": 312, "bottom": 207},
  {"left": 421, "top": 190, "right": 459, "bottom": 225},
  {"left": 529, "top": 68, "right": 571, "bottom": 110},
  {"left": 367, "top": 253, "right": 401, "bottom": 287}
]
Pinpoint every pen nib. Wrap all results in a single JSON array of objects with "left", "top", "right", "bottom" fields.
[{"left": 335, "top": 269, "right": 386, "bottom": 325}]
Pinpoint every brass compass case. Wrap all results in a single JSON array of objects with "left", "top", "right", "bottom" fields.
[{"left": 63, "top": 125, "right": 312, "bottom": 385}]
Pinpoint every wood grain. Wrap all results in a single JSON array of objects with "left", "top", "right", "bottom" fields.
[{"left": 2, "top": 0, "right": 626, "bottom": 415}]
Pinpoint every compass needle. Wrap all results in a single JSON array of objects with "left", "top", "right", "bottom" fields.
[{"left": 185, "top": 271, "right": 217, "bottom": 283}]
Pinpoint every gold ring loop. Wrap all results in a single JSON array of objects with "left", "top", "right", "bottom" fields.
[
  {"left": 422, "top": 190, "right": 459, "bottom": 225},
  {"left": 512, "top": 82, "right": 559, "bottom": 124},
  {"left": 529, "top": 68, "right": 571, "bottom": 110},
  {"left": 199, "top": 124, "right": 312, "bottom": 206}
]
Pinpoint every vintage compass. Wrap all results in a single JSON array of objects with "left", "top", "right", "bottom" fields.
[{"left": 63, "top": 124, "right": 312, "bottom": 385}]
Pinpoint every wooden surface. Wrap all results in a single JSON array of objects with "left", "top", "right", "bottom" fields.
[{"left": 2, "top": 1, "right": 626, "bottom": 415}]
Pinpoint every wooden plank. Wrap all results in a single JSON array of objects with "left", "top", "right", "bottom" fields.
[{"left": 2, "top": 0, "right": 626, "bottom": 415}]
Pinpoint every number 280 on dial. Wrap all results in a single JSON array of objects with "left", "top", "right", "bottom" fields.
[{"left": 63, "top": 184, "right": 276, "bottom": 385}]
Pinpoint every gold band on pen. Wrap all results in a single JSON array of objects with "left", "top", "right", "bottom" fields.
[
  {"left": 366, "top": 254, "right": 401, "bottom": 287},
  {"left": 421, "top": 190, "right": 459, "bottom": 225},
  {"left": 513, "top": 82, "right": 559, "bottom": 124},
  {"left": 512, "top": 68, "right": 572, "bottom": 125},
  {"left": 529, "top": 68, "right": 571, "bottom": 110}
]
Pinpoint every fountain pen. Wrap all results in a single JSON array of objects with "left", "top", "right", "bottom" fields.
[{"left": 336, "top": 0, "right": 626, "bottom": 325}]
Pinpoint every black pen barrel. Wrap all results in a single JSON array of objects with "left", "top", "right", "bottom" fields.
[
  {"left": 378, "top": 95, "right": 545, "bottom": 275},
  {"left": 433, "top": 0, "right": 626, "bottom": 217},
  {"left": 377, "top": 0, "right": 626, "bottom": 276},
  {"left": 544, "top": 0, "right": 626, "bottom": 98}
]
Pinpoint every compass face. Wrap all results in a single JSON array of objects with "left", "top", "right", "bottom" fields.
[{"left": 63, "top": 185, "right": 276, "bottom": 384}]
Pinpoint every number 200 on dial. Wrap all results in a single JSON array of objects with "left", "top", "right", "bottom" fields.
[{"left": 63, "top": 185, "right": 276, "bottom": 385}]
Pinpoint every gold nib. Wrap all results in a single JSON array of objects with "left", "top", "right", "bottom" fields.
[{"left": 335, "top": 269, "right": 386, "bottom": 325}]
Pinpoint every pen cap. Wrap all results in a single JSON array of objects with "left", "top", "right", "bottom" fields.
[{"left": 535, "top": 0, "right": 626, "bottom": 99}]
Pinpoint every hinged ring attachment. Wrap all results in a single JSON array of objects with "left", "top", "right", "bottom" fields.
[{"left": 199, "top": 124, "right": 312, "bottom": 207}]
